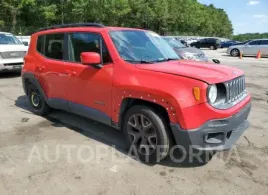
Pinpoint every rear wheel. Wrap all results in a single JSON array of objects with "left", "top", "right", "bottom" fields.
[
  {"left": 27, "top": 84, "right": 50, "bottom": 115},
  {"left": 123, "top": 105, "right": 171, "bottom": 163},
  {"left": 230, "top": 49, "right": 240, "bottom": 57},
  {"left": 210, "top": 45, "right": 215, "bottom": 50}
]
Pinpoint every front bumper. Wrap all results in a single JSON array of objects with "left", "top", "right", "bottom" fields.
[
  {"left": 0, "top": 59, "right": 24, "bottom": 73},
  {"left": 227, "top": 48, "right": 231, "bottom": 55},
  {"left": 170, "top": 102, "right": 251, "bottom": 151}
]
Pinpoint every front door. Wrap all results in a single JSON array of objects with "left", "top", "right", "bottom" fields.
[
  {"left": 64, "top": 32, "right": 114, "bottom": 125},
  {"left": 243, "top": 40, "right": 261, "bottom": 56}
]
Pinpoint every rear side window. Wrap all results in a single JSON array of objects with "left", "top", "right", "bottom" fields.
[
  {"left": 68, "top": 32, "right": 112, "bottom": 64},
  {"left": 249, "top": 40, "right": 261, "bottom": 45},
  {"left": 44, "top": 34, "right": 65, "bottom": 60},
  {"left": 260, "top": 40, "right": 268, "bottom": 45}
]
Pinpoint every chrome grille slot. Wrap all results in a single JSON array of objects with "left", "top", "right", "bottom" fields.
[
  {"left": 0, "top": 51, "right": 26, "bottom": 59},
  {"left": 225, "top": 76, "right": 246, "bottom": 103}
]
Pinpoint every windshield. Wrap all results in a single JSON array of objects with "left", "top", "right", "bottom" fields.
[
  {"left": 163, "top": 37, "right": 186, "bottom": 48},
  {"left": 0, "top": 33, "right": 23, "bottom": 45},
  {"left": 241, "top": 40, "right": 251, "bottom": 44},
  {"left": 110, "top": 30, "right": 179, "bottom": 63}
]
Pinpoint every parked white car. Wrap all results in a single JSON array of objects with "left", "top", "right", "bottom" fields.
[
  {"left": 0, "top": 32, "right": 28, "bottom": 73},
  {"left": 227, "top": 39, "right": 268, "bottom": 57},
  {"left": 16, "top": 35, "right": 31, "bottom": 47}
]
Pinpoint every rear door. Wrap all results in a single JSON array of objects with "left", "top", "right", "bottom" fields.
[
  {"left": 243, "top": 40, "right": 261, "bottom": 55},
  {"left": 260, "top": 40, "right": 268, "bottom": 56},
  {"left": 199, "top": 39, "right": 207, "bottom": 48},
  {"left": 35, "top": 33, "right": 69, "bottom": 109}
]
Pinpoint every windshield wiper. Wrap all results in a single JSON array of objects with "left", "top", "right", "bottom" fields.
[
  {"left": 125, "top": 59, "right": 155, "bottom": 64},
  {"left": 156, "top": 58, "right": 179, "bottom": 62}
]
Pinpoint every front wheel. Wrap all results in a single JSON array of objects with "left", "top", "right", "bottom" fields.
[
  {"left": 230, "top": 49, "right": 240, "bottom": 57},
  {"left": 123, "top": 105, "right": 171, "bottom": 163}
]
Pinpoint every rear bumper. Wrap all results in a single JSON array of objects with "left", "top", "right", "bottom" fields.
[{"left": 170, "top": 102, "right": 251, "bottom": 151}]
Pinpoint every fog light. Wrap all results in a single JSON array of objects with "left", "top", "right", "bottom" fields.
[{"left": 204, "top": 132, "right": 225, "bottom": 144}]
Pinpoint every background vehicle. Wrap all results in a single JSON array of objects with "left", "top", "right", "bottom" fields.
[
  {"left": 163, "top": 37, "right": 208, "bottom": 62},
  {"left": 0, "top": 32, "right": 28, "bottom": 73},
  {"left": 175, "top": 38, "right": 188, "bottom": 47},
  {"left": 190, "top": 38, "right": 221, "bottom": 50},
  {"left": 16, "top": 36, "right": 31, "bottom": 47},
  {"left": 227, "top": 39, "right": 268, "bottom": 57},
  {"left": 220, "top": 40, "right": 241, "bottom": 48},
  {"left": 22, "top": 23, "right": 251, "bottom": 163}
]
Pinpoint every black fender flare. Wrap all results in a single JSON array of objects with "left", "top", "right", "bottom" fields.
[{"left": 22, "top": 72, "right": 48, "bottom": 102}]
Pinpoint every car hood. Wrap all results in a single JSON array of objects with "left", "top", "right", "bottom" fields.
[
  {"left": 0, "top": 44, "right": 28, "bottom": 52},
  {"left": 174, "top": 47, "right": 205, "bottom": 56},
  {"left": 136, "top": 60, "right": 244, "bottom": 84}
]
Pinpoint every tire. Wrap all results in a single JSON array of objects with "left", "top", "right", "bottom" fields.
[
  {"left": 27, "top": 83, "right": 50, "bottom": 116},
  {"left": 230, "top": 49, "right": 240, "bottom": 57},
  {"left": 210, "top": 45, "right": 215, "bottom": 50},
  {"left": 123, "top": 105, "right": 171, "bottom": 163}
]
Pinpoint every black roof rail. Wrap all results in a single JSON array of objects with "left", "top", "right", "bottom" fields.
[{"left": 37, "top": 23, "right": 105, "bottom": 33}]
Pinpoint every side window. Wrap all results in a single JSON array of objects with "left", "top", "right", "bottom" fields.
[
  {"left": 260, "top": 40, "right": 268, "bottom": 45},
  {"left": 37, "top": 35, "right": 45, "bottom": 54},
  {"left": 44, "top": 34, "right": 64, "bottom": 60},
  {"left": 68, "top": 32, "right": 112, "bottom": 64},
  {"left": 249, "top": 40, "right": 261, "bottom": 46},
  {"left": 200, "top": 39, "right": 206, "bottom": 43}
]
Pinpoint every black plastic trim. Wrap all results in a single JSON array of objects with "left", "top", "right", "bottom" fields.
[
  {"left": 22, "top": 72, "right": 48, "bottom": 101},
  {"left": 169, "top": 102, "right": 251, "bottom": 151}
]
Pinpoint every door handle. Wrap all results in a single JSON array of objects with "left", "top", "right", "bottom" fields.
[
  {"left": 64, "top": 70, "right": 76, "bottom": 76},
  {"left": 37, "top": 65, "right": 45, "bottom": 71}
]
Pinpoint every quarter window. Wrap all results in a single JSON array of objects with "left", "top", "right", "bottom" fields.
[
  {"left": 37, "top": 35, "right": 45, "bottom": 54},
  {"left": 68, "top": 32, "right": 112, "bottom": 64}
]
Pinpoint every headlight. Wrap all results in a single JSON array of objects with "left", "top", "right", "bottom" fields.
[
  {"left": 208, "top": 85, "right": 218, "bottom": 103},
  {"left": 182, "top": 52, "right": 198, "bottom": 60}
]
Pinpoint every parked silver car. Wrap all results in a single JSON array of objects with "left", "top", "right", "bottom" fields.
[
  {"left": 162, "top": 37, "right": 208, "bottom": 62},
  {"left": 227, "top": 39, "right": 268, "bottom": 57}
]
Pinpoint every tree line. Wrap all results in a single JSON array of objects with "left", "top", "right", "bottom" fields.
[
  {"left": 0, "top": 0, "right": 234, "bottom": 37},
  {"left": 233, "top": 33, "right": 268, "bottom": 42}
]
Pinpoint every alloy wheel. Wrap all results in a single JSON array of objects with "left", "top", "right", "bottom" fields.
[{"left": 127, "top": 114, "right": 157, "bottom": 155}]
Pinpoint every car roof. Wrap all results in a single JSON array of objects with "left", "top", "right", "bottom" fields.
[
  {"left": 251, "top": 39, "right": 268, "bottom": 41},
  {"left": 0, "top": 32, "right": 12, "bottom": 34},
  {"left": 34, "top": 23, "right": 147, "bottom": 36}
]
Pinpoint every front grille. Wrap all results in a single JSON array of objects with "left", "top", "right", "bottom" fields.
[
  {"left": 0, "top": 51, "right": 26, "bottom": 59},
  {"left": 195, "top": 54, "right": 205, "bottom": 58},
  {"left": 225, "top": 76, "right": 246, "bottom": 103},
  {"left": 4, "top": 63, "right": 23, "bottom": 66}
]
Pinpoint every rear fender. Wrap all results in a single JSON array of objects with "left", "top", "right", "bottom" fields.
[{"left": 22, "top": 72, "right": 48, "bottom": 102}]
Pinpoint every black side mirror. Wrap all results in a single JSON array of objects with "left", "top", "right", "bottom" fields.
[
  {"left": 212, "top": 59, "right": 220, "bottom": 64},
  {"left": 23, "top": 42, "right": 28, "bottom": 46}
]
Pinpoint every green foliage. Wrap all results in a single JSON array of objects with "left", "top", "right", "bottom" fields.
[
  {"left": 233, "top": 33, "right": 268, "bottom": 42},
  {"left": 0, "top": 0, "right": 234, "bottom": 37}
]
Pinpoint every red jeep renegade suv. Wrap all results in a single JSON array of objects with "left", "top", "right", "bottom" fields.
[{"left": 22, "top": 23, "right": 251, "bottom": 162}]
